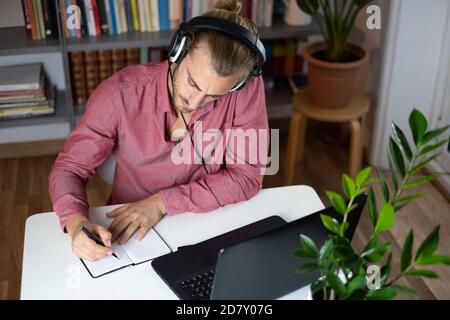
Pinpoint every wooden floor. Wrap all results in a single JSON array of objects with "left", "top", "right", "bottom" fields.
[{"left": 0, "top": 119, "right": 449, "bottom": 300}]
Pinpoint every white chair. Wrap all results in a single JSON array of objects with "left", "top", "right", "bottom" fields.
[{"left": 97, "top": 153, "right": 116, "bottom": 186}]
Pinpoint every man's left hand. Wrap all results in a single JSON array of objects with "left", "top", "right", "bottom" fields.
[{"left": 106, "top": 193, "right": 166, "bottom": 244}]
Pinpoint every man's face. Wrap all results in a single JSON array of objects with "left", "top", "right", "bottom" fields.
[{"left": 169, "top": 40, "right": 244, "bottom": 114}]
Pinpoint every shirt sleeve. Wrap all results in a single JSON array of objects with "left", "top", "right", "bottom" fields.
[
  {"left": 48, "top": 79, "right": 120, "bottom": 231},
  {"left": 159, "top": 76, "right": 269, "bottom": 214}
]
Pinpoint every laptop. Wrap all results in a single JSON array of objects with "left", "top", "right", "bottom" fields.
[{"left": 151, "top": 193, "right": 367, "bottom": 300}]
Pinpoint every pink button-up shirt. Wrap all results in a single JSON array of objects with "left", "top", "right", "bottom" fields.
[{"left": 49, "top": 61, "right": 269, "bottom": 230}]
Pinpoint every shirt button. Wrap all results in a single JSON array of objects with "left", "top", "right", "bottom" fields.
[
  {"left": 178, "top": 176, "right": 185, "bottom": 183},
  {"left": 178, "top": 149, "right": 183, "bottom": 157}
]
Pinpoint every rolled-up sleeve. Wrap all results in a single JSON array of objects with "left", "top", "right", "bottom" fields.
[
  {"left": 159, "top": 76, "right": 269, "bottom": 214},
  {"left": 48, "top": 79, "right": 119, "bottom": 231}
]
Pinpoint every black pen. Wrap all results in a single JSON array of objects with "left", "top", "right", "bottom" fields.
[{"left": 80, "top": 226, "right": 119, "bottom": 259}]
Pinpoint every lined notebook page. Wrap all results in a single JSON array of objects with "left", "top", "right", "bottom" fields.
[
  {"left": 82, "top": 245, "right": 132, "bottom": 278},
  {"left": 121, "top": 229, "right": 171, "bottom": 264}
]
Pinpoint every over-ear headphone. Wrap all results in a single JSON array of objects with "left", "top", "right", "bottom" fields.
[{"left": 168, "top": 16, "right": 266, "bottom": 92}]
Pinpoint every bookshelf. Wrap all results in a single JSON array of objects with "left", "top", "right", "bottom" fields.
[{"left": 0, "top": 4, "right": 320, "bottom": 157}]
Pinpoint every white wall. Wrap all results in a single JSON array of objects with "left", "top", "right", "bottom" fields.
[
  {"left": 370, "top": 0, "right": 450, "bottom": 169},
  {"left": 0, "top": 0, "right": 24, "bottom": 28}
]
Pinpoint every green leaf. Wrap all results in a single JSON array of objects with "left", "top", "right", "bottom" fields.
[
  {"left": 296, "top": 0, "right": 319, "bottom": 15},
  {"left": 416, "top": 255, "right": 450, "bottom": 265},
  {"left": 418, "top": 139, "right": 449, "bottom": 156},
  {"left": 376, "top": 168, "right": 390, "bottom": 203},
  {"left": 409, "top": 108, "right": 428, "bottom": 146},
  {"left": 326, "top": 191, "right": 347, "bottom": 215},
  {"left": 342, "top": 174, "right": 356, "bottom": 198},
  {"left": 401, "top": 230, "right": 414, "bottom": 272},
  {"left": 367, "top": 188, "right": 378, "bottom": 230},
  {"left": 374, "top": 203, "right": 394, "bottom": 232},
  {"left": 296, "top": 262, "right": 319, "bottom": 273},
  {"left": 341, "top": 275, "right": 366, "bottom": 299},
  {"left": 405, "top": 269, "right": 439, "bottom": 279},
  {"left": 339, "top": 222, "right": 349, "bottom": 236},
  {"left": 415, "top": 225, "right": 440, "bottom": 261},
  {"left": 422, "top": 125, "right": 450, "bottom": 145},
  {"left": 299, "top": 234, "right": 319, "bottom": 258},
  {"left": 326, "top": 272, "right": 346, "bottom": 296},
  {"left": 392, "top": 123, "right": 413, "bottom": 161},
  {"left": 396, "top": 192, "right": 426, "bottom": 207},
  {"left": 389, "top": 137, "right": 406, "bottom": 178},
  {"left": 391, "top": 285, "right": 418, "bottom": 296},
  {"left": 381, "top": 253, "right": 392, "bottom": 284},
  {"left": 403, "top": 173, "right": 439, "bottom": 188},
  {"left": 363, "top": 234, "right": 378, "bottom": 253},
  {"left": 387, "top": 151, "right": 399, "bottom": 193},
  {"left": 292, "top": 249, "right": 316, "bottom": 259},
  {"left": 366, "top": 287, "right": 397, "bottom": 300},
  {"left": 310, "top": 279, "right": 326, "bottom": 293},
  {"left": 356, "top": 167, "right": 372, "bottom": 187},
  {"left": 410, "top": 154, "right": 439, "bottom": 175},
  {"left": 320, "top": 214, "right": 340, "bottom": 234}
]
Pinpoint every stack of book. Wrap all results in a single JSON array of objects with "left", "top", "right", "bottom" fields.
[{"left": 0, "top": 63, "right": 55, "bottom": 120}]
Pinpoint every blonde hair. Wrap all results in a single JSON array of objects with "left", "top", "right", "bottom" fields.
[{"left": 185, "top": 0, "right": 259, "bottom": 79}]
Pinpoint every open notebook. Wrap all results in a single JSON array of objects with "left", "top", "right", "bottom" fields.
[{"left": 81, "top": 228, "right": 172, "bottom": 278}]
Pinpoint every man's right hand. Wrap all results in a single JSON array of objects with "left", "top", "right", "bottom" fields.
[{"left": 66, "top": 214, "right": 113, "bottom": 262}]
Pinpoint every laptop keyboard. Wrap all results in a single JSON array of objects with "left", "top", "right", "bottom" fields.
[{"left": 179, "top": 269, "right": 215, "bottom": 300}]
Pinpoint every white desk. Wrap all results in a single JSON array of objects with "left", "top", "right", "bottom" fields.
[{"left": 21, "top": 185, "right": 324, "bottom": 300}]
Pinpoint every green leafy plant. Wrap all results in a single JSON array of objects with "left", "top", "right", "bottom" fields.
[
  {"left": 297, "top": 0, "right": 373, "bottom": 61},
  {"left": 293, "top": 108, "right": 450, "bottom": 300}
]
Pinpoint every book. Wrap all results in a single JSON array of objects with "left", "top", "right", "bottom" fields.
[
  {"left": 0, "top": 63, "right": 42, "bottom": 92},
  {"left": 81, "top": 228, "right": 171, "bottom": 278}
]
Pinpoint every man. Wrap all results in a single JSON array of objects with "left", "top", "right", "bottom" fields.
[{"left": 49, "top": 4, "right": 268, "bottom": 262}]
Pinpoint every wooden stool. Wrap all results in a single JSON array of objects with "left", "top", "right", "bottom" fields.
[{"left": 284, "top": 88, "right": 369, "bottom": 185}]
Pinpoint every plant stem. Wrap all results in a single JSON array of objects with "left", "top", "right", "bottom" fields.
[
  {"left": 391, "top": 153, "right": 419, "bottom": 206},
  {"left": 385, "top": 266, "right": 414, "bottom": 287}
]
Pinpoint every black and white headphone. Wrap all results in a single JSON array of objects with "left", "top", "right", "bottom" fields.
[{"left": 167, "top": 16, "right": 266, "bottom": 92}]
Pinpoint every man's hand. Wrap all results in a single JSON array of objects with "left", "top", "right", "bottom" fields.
[
  {"left": 107, "top": 193, "right": 166, "bottom": 244},
  {"left": 66, "top": 214, "right": 113, "bottom": 262}
]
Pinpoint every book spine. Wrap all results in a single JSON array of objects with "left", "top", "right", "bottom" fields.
[
  {"left": 264, "top": 0, "right": 273, "bottom": 27},
  {"left": 98, "top": 50, "right": 113, "bottom": 81},
  {"left": 146, "top": 0, "right": 154, "bottom": 31},
  {"left": 84, "top": 0, "right": 96, "bottom": 36},
  {"left": 91, "top": 0, "right": 102, "bottom": 35},
  {"left": 69, "top": 52, "right": 87, "bottom": 105},
  {"left": 113, "top": 0, "right": 122, "bottom": 33},
  {"left": 76, "top": 0, "right": 88, "bottom": 36},
  {"left": 138, "top": 0, "right": 146, "bottom": 32},
  {"left": 126, "top": 48, "right": 140, "bottom": 65},
  {"left": 124, "top": 0, "right": 134, "bottom": 32},
  {"left": 158, "top": 0, "right": 169, "bottom": 31},
  {"left": 118, "top": 0, "right": 127, "bottom": 33},
  {"left": 96, "top": 0, "right": 109, "bottom": 33},
  {"left": 108, "top": 0, "right": 117, "bottom": 34},
  {"left": 130, "top": 0, "right": 140, "bottom": 31},
  {"left": 32, "top": 0, "right": 42, "bottom": 39},
  {"left": 21, "top": 0, "right": 33, "bottom": 38},
  {"left": 104, "top": 0, "right": 113, "bottom": 34},
  {"left": 84, "top": 51, "right": 100, "bottom": 96},
  {"left": 111, "top": 49, "right": 126, "bottom": 73},
  {"left": 151, "top": 0, "right": 159, "bottom": 31},
  {"left": 140, "top": 47, "right": 148, "bottom": 64},
  {"left": 71, "top": 0, "right": 82, "bottom": 38},
  {"left": 65, "top": 0, "right": 77, "bottom": 37},
  {"left": 59, "top": 0, "right": 70, "bottom": 38}
]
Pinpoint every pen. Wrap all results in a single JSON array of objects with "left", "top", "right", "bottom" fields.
[{"left": 80, "top": 226, "right": 119, "bottom": 259}]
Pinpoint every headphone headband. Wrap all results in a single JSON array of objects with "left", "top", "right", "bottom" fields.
[{"left": 168, "top": 16, "right": 266, "bottom": 91}]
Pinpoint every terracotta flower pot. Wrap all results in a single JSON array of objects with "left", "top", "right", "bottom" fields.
[{"left": 302, "top": 42, "right": 368, "bottom": 109}]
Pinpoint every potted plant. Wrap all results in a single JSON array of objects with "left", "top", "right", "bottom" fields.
[
  {"left": 294, "top": 108, "right": 450, "bottom": 299},
  {"left": 297, "top": 0, "right": 372, "bottom": 108}
]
